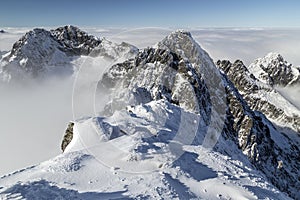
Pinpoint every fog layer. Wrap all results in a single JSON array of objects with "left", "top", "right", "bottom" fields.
[
  {"left": 0, "top": 78, "right": 73, "bottom": 175},
  {"left": 1, "top": 27, "right": 300, "bottom": 176}
]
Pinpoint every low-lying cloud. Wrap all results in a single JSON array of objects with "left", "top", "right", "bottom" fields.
[
  {"left": 0, "top": 78, "right": 73, "bottom": 175},
  {"left": 276, "top": 85, "right": 300, "bottom": 110},
  {"left": 190, "top": 28, "right": 300, "bottom": 66},
  {"left": 0, "top": 27, "right": 300, "bottom": 175}
]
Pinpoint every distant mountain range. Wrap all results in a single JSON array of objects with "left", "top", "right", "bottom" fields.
[
  {"left": 0, "top": 25, "right": 137, "bottom": 82},
  {"left": 0, "top": 26, "right": 299, "bottom": 199}
]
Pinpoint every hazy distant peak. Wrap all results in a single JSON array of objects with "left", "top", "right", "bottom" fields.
[{"left": 249, "top": 52, "right": 300, "bottom": 86}]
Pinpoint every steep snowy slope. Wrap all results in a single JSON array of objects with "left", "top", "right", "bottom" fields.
[
  {"left": 0, "top": 30, "right": 299, "bottom": 199},
  {"left": 0, "top": 101, "right": 290, "bottom": 200},
  {"left": 98, "top": 31, "right": 300, "bottom": 198}
]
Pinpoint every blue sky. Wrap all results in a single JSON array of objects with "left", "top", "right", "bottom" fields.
[{"left": 0, "top": 0, "right": 300, "bottom": 27}]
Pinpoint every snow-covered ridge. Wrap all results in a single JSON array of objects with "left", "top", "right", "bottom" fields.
[
  {"left": 0, "top": 28, "right": 300, "bottom": 199},
  {"left": 76, "top": 30, "right": 300, "bottom": 198},
  {"left": 0, "top": 100, "right": 291, "bottom": 200}
]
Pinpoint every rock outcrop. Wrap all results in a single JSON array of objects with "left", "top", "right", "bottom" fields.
[
  {"left": 61, "top": 122, "right": 74, "bottom": 152},
  {"left": 248, "top": 52, "right": 300, "bottom": 86},
  {"left": 0, "top": 25, "right": 137, "bottom": 82},
  {"left": 216, "top": 59, "right": 300, "bottom": 132},
  {"left": 95, "top": 31, "right": 300, "bottom": 198}
]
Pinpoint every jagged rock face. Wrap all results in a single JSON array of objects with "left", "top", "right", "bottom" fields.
[
  {"left": 61, "top": 122, "right": 74, "bottom": 152},
  {"left": 1, "top": 28, "right": 297, "bottom": 198},
  {"left": 217, "top": 59, "right": 300, "bottom": 133},
  {"left": 100, "top": 47, "right": 211, "bottom": 122},
  {"left": 97, "top": 31, "right": 300, "bottom": 198},
  {"left": 218, "top": 59, "right": 300, "bottom": 197},
  {"left": 217, "top": 60, "right": 260, "bottom": 94},
  {"left": 157, "top": 31, "right": 227, "bottom": 134},
  {"left": 248, "top": 52, "right": 300, "bottom": 86},
  {"left": 221, "top": 76, "right": 300, "bottom": 198},
  {"left": 51, "top": 25, "right": 101, "bottom": 56},
  {"left": 0, "top": 25, "right": 138, "bottom": 82}
]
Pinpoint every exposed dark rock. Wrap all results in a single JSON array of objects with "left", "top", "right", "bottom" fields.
[
  {"left": 222, "top": 77, "right": 299, "bottom": 198},
  {"left": 98, "top": 31, "right": 300, "bottom": 198},
  {"left": 100, "top": 47, "right": 211, "bottom": 120},
  {"left": 249, "top": 53, "right": 300, "bottom": 86},
  {"left": 61, "top": 122, "right": 74, "bottom": 152},
  {"left": 217, "top": 59, "right": 300, "bottom": 198},
  {"left": 50, "top": 25, "right": 101, "bottom": 56},
  {"left": 0, "top": 25, "right": 137, "bottom": 81},
  {"left": 216, "top": 59, "right": 300, "bottom": 132}
]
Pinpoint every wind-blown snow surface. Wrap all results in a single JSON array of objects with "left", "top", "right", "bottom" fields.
[
  {"left": 0, "top": 101, "right": 290, "bottom": 199},
  {"left": 0, "top": 27, "right": 299, "bottom": 198}
]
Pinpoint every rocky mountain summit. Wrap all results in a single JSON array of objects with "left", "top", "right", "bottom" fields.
[
  {"left": 95, "top": 31, "right": 300, "bottom": 198},
  {"left": 248, "top": 52, "right": 300, "bottom": 86},
  {"left": 0, "top": 28, "right": 299, "bottom": 199},
  {"left": 50, "top": 25, "right": 101, "bottom": 56},
  {"left": 0, "top": 25, "right": 137, "bottom": 82},
  {"left": 216, "top": 59, "right": 300, "bottom": 133},
  {"left": 0, "top": 30, "right": 5, "bottom": 33}
]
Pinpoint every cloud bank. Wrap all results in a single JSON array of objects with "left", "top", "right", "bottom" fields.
[{"left": 0, "top": 27, "right": 299, "bottom": 175}]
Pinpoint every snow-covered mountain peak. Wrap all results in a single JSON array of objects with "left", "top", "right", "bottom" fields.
[
  {"left": 158, "top": 30, "right": 221, "bottom": 84},
  {"left": 170, "top": 30, "right": 192, "bottom": 37},
  {"left": 1, "top": 28, "right": 300, "bottom": 199},
  {"left": 249, "top": 52, "right": 300, "bottom": 86},
  {"left": 0, "top": 25, "right": 138, "bottom": 82},
  {"left": 157, "top": 30, "right": 197, "bottom": 54},
  {"left": 217, "top": 57, "right": 300, "bottom": 132},
  {"left": 100, "top": 46, "right": 211, "bottom": 119},
  {"left": 264, "top": 52, "right": 284, "bottom": 60},
  {"left": 0, "top": 28, "right": 69, "bottom": 80},
  {"left": 9, "top": 28, "right": 53, "bottom": 57},
  {"left": 99, "top": 30, "right": 227, "bottom": 130},
  {"left": 2, "top": 25, "right": 101, "bottom": 65},
  {"left": 50, "top": 25, "right": 101, "bottom": 56}
]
